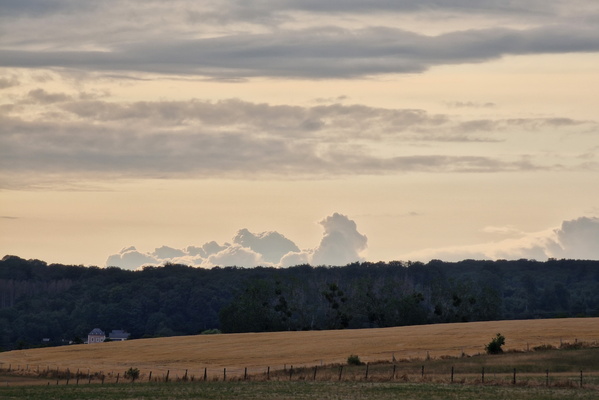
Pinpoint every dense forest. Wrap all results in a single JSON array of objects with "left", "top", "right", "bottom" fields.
[{"left": 1, "top": 255, "right": 598, "bottom": 351}]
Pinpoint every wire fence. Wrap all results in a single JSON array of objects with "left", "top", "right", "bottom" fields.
[{"left": 1, "top": 339, "right": 598, "bottom": 388}]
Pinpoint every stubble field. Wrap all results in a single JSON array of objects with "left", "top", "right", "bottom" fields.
[{"left": 1, "top": 318, "right": 598, "bottom": 379}]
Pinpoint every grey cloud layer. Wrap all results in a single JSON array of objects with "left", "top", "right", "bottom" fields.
[
  {"left": 4, "top": 95, "right": 590, "bottom": 184},
  {"left": 3, "top": 25, "right": 599, "bottom": 79},
  {"left": 2, "top": 0, "right": 599, "bottom": 79},
  {"left": 0, "top": 1, "right": 586, "bottom": 20}
]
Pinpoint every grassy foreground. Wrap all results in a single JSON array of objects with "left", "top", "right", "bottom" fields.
[{"left": 0, "top": 381, "right": 598, "bottom": 400}]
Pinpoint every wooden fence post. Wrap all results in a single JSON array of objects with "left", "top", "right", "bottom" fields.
[
  {"left": 203, "top": 368, "right": 207, "bottom": 381},
  {"left": 338, "top": 366, "right": 343, "bottom": 381},
  {"left": 289, "top": 366, "right": 293, "bottom": 380},
  {"left": 267, "top": 366, "right": 270, "bottom": 380},
  {"left": 244, "top": 367, "right": 247, "bottom": 381},
  {"left": 421, "top": 365, "right": 424, "bottom": 378},
  {"left": 365, "top": 363, "right": 369, "bottom": 380},
  {"left": 512, "top": 368, "right": 516, "bottom": 385},
  {"left": 148, "top": 371, "right": 152, "bottom": 382},
  {"left": 313, "top": 366, "right": 318, "bottom": 381},
  {"left": 116, "top": 373, "right": 119, "bottom": 384},
  {"left": 450, "top": 366, "right": 454, "bottom": 383},
  {"left": 165, "top": 370, "right": 170, "bottom": 383},
  {"left": 392, "top": 365, "right": 396, "bottom": 380},
  {"left": 481, "top": 367, "right": 484, "bottom": 384},
  {"left": 184, "top": 369, "right": 188, "bottom": 381},
  {"left": 223, "top": 368, "right": 226, "bottom": 381}
]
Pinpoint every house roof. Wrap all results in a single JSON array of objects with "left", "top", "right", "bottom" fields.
[
  {"left": 109, "top": 329, "right": 130, "bottom": 339},
  {"left": 89, "top": 328, "right": 105, "bottom": 335}
]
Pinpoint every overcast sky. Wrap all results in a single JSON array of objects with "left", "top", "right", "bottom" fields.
[{"left": 1, "top": 0, "right": 598, "bottom": 268}]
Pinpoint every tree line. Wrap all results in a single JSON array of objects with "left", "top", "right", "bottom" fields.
[{"left": 0, "top": 255, "right": 598, "bottom": 350}]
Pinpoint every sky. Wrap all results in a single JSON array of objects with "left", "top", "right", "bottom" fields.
[{"left": 1, "top": 0, "right": 599, "bottom": 269}]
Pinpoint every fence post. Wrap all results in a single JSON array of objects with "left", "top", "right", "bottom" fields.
[
  {"left": 267, "top": 366, "right": 270, "bottom": 380},
  {"left": 482, "top": 367, "right": 484, "bottom": 384},
  {"left": 512, "top": 368, "right": 516, "bottom": 385},
  {"left": 365, "top": 363, "right": 369, "bottom": 380},
  {"left": 165, "top": 370, "right": 170, "bottom": 383},
  {"left": 421, "top": 365, "right": 424, "bottom": 378},
  {"left": 289, "top": 366, "right": 293, "bottom": 380},
  {"left": 338, "top": 365, "right": 343, "bottom": 381},
  {"left": 313, "top": 366, "right": 318, "bottom": 381},
  {"left": 244, "top": 367, "right": 247, "bottom": 381},
  {"left": 203, "top": 368, "right": 207, "bottom": 381},
  {"left": 184, "top": 369, "right": 188, "bottom": 381},
  {"left": 149, "top": 371, "right": 152, "bottom": 382},
  {"left": 450, "top": 366, "right": 454, "bottom": 383},
  {"left": 223, "top": 368, "right": 226, "bottom": 381},
  {"left": 392, "top": 365, "right": 396, "bottom": 380},
  {"left": 116, "top": 373, "right": 119, "bottom": 384}
]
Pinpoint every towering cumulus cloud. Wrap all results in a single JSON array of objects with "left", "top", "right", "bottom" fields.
[
  {"left": 105, "top": 213, "right": 367, "bottom": 270},
  {"left": 311, "top": 213, "right": 368, "bottom": 266}
]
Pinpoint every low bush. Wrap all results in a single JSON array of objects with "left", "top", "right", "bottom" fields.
[{"left": 347, "top": 355, "right": 364, "bottom": 366}]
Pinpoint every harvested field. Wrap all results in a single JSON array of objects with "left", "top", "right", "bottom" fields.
[{"left": 1, "top": 318, "right": 597, "bottom": 379}]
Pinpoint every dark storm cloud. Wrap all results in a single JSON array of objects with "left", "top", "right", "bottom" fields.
[{"left": 3, "top": 24, "right": 599, "bottom": 79}]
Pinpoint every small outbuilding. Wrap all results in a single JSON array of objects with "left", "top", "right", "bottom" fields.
[{"left": 108, "top": 329, "right": 130, "bottom": 341}]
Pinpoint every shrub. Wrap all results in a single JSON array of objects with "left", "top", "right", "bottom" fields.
[
  {"left": 347, "top": 355, "right": 364, "bottom": 365},
  {"left": 485, "top": 333, "right": 505, "bottom": 354},
  {"left": 124, "top": 367, "right": 140, "bottom": 382}
]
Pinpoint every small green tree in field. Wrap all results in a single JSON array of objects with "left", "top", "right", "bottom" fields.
[
  {"left": 124, "top": 367, "right": 140, "bottom": 382},
  {"left": 485, "top": 333, "right": 505, "bottom": 354}
]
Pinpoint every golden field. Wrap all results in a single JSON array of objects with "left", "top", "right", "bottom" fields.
[{"left": 1, "top": 318, "right": 598, "bottom": 378}]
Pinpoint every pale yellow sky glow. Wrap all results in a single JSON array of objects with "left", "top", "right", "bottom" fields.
[{"left": 1, "top": 1, "right": 598, "bottom": 268}]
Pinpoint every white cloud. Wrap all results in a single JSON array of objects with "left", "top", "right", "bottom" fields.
[
  {"left": 402, "top": 216, "right": 599, "bottom": 262},
  {"left": 105, "top": 213, "right": 369, "bottom": 269},
  {"left": 202, "top": 244, "right": 265, "bottom": 268},
  {"left": 233, "top": 228, "right": 300, "bottom": 264},
  {"left": 551, "top": 216, "right": 599, "bottom": 259},
  {"left": 152, "top": 245, "right": 186, "bottom": 260},
  {"left": 311, "top": 213, "right": 368, "bottom": 266},
  {"left": 105, "top": 246, "right": 159, "bottom": 270}
]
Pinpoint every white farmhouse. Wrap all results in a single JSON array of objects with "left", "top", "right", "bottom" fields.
[{"left": 87, "top": 328, "right": 106, "bottom": 344}]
